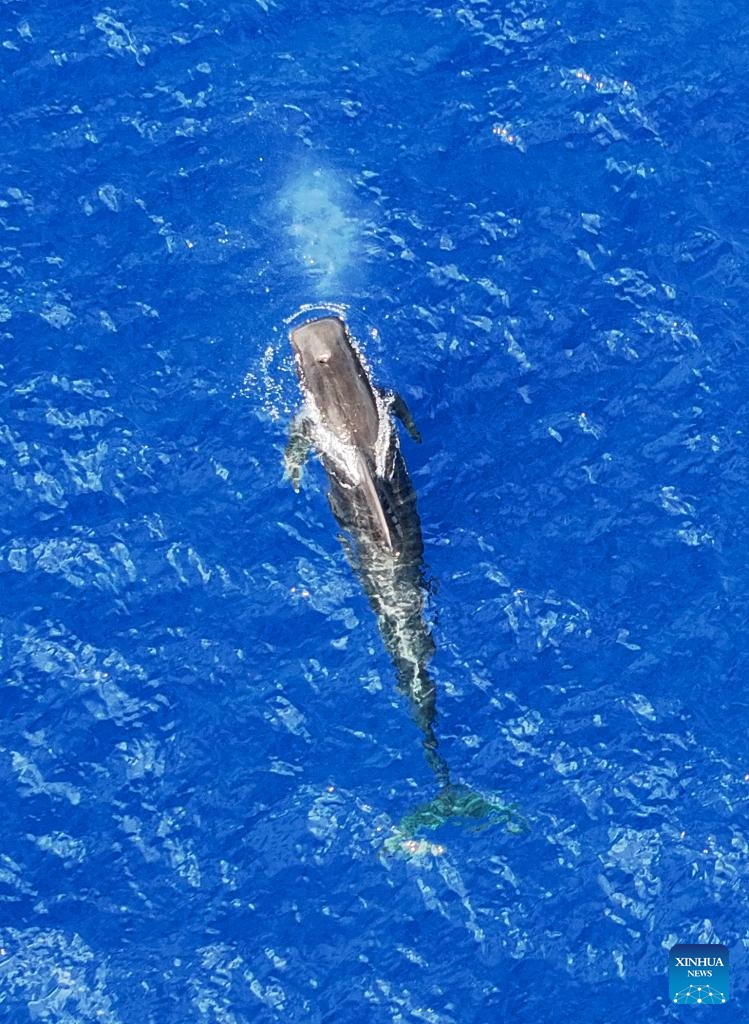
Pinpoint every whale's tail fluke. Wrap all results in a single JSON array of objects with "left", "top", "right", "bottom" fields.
[{"left": 383, "top": 783, "right": 526, "bottom": 856}]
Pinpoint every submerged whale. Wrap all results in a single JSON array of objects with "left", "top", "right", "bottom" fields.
[{"left": 285, "top": 315, "right": 520, "bottom": 841}]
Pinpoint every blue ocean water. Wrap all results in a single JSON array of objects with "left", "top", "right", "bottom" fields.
[{"left": 2, "top": 0, "right": 748, "bottom": 1020}]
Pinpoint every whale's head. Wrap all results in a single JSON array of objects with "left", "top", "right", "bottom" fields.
[
  {"left": 289, "top": 316, "right": 379, "bottom": 447},
  {"left": 290, "top": 316, "right": 349, "bottom": 376}
]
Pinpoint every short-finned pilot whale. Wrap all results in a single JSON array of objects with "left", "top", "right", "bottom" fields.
[
  {"left": 285, "top": 315, "right": 445, "bottom": 779},
  {"left": 285, "top": 315, "right": 520, "bottom": 842}
]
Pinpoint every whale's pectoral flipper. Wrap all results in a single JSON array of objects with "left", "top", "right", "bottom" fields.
[
  {"left": 389, "top": 391, "right": 422, "bottom": 444},
  {"left": 284, "top": 413, "right": 312, "bottom": 492}
]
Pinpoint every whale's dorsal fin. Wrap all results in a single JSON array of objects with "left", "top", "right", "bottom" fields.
[{"left": 356, "top": 450, "right": 397, "bottom": 553}]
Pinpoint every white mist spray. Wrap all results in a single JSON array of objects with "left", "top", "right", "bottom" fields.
[{"left": 279, "top": 168, "right": 359, "bottom": 294}]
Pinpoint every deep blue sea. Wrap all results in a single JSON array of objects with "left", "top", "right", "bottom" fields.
[{"left": 2, "top": 1, "right": 748, "bottom": 1020}]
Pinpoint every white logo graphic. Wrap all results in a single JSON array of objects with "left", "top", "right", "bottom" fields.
[{"left": 674, "top": 984, "right": 725, "bottom": 1005}]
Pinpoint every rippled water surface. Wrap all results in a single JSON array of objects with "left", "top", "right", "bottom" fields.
[{"left": 2, "top": 1, "right": 748, "bottom": 1020}]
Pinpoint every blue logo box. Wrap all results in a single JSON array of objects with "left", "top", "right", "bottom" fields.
[{"left": 669, "top": 944, "right": 729, "bottom": 1005}]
